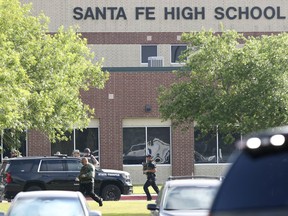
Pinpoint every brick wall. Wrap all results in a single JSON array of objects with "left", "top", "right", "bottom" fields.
[
  {"left": 82, "top": 71, "right": 194, "bottom": 172},
  {"left": 28, "top": 70, "right": 195, "bottom": 176},
  {"left": 27, "top": 130, "right": 51, "bottom": 156}
]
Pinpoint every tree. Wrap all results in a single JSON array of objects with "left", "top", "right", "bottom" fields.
[
  {"left": 0, "top": 0, "right": 109, "bottom": 143},
  {"left": 158, "top": 28, "right": 288, "bottom": 137}
]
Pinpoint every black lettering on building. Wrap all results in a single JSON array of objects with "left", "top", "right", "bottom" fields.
[
  {"left": 250, "top": 7, "right": 262, "bottom": 19},
  {"left": 73, "top": 7, "right": 127, "bottom": 20},
  {"left": 238, "top": 7, "right": 249, "bottom": 19},
  {"left": 84, "top": 7, "right": 94, "bottom": 20},
  {"left": 73, "top": 7, "right": 83, "bottom": 20},
  {"left": 226, "top": 7, "right": 237, "bottom": 20},
  {"left": 135, "top": 7, "right": 155, "bottom": 20},
  {"left": 164, "top": 7, "right": 205, "bottom": 20},
  {"left": 214, "top": 7, "right": 225, "bottom": 20},
  {"left": 276, "top": 6, "right": 286, "bottom": 19},
  {"left": 214, "top": 6, "right": 286, "bottom": 20},
  {"left": 182, "top": 7, "right": 193, "bottom": 19},
  {"left": 195, "top": 7, "right": 205, "bottom": 19},
  {"left": 263, "top": 6, "right": 275, "bottom": 19}
]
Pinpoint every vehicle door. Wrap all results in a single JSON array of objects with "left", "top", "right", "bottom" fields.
[
  {"left": 65, "top": 159, "right": 82, "bottom": 191},
  {"left": 38, "top": 159, "right": 72, "bottom": 190}
]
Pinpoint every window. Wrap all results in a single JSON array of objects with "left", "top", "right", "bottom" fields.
[
  {"left": 67, "top": 160, "right": 82, "bottom": 171},
  {"left": 8, "top": 160, "right": 34, "bottom": 173},
  {"left": 75, "top": 128, "right": 99, "bottom": 159},
  {"left": 171, "top": 45, "right": 187, "bottom": 63},
  {"left": 141, "top": 45, "right": 157, "bottom": 63},
  {"left": 40, "top": 160, "right": 65, "bottom": 172},
  {"left": 194, "top": 126, "right": 238, "bottom": 164},
  {"left": 123, "top": 126, "right": 171, "bottom": 165},
  {"left": 52, "top": 131, "right": 74, "bottom": 156},
  {"left": 52, "top": 128, "right": 99, "bottom": 158}
]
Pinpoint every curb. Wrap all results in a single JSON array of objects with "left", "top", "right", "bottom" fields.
[{"left": 120, "top": 194, "right": 157, "bottom": 200}]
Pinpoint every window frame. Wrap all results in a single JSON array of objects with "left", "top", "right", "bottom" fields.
[
  {"left": 123, "top": 126, "right": 171, "bottom": 165},
  {"left": 141, "top": 45, "right": 157, "bottom": 64},
  {"left": 170, "top": 45, "right": 187, "bottom": 64}
]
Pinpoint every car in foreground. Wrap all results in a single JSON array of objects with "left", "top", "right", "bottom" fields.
[
  {"left": 209, "top": 125, "right": 288, "bottom": 216},
  {"left": 0, "top": 190, "right": 101, "bottom": 216},
  {"left": 0, "top": 155, "right": 133, "bottom": 201},
  {"left": 147, "top": 176, "right": 221, "bottom": 216}
]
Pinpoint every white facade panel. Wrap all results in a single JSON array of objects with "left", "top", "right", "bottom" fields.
[{"left": 21, "top": 0, "right": 288, "bottom": 33}]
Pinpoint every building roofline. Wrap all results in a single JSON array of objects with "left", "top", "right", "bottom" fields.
[{"left": 102, "top": 67, "right": 182, "bottom": 72}]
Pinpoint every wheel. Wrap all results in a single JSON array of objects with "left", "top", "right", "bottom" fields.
[
  {"left": 101, "top": 184, "right": 121, "bottom": 201},
  {"left": 25, "top": 185, "right": 42, "bottom": 191}
]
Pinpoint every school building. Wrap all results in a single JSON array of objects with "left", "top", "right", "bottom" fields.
[{"left": 10, "top": 0, "right": 288, "bottom": 184}]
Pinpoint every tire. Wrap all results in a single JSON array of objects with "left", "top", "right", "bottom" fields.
[
  {"left": 25, "top": 185, "right": 42, "bottom": 191},
  {"left": 101, "top": 184, "right": 121, "bottom": 201}
]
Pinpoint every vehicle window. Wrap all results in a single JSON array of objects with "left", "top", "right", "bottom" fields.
[
  {"left": 164, "top": 186, "right": 218, "bottom": 210},
  {"left": 67, "top": 160, "right": 82, "bottom": 171},
  {"left": 8, "top": 197, "right": 84, "bottom": 216},
  {"left": 213, "top": 151, "right": 288, "bottom": 210},
  {"left": 39, "top": 160, "right": 65, "bottom": 172},
  {"left": 6, "top": 160, "right": 34, "bottom": 173}
]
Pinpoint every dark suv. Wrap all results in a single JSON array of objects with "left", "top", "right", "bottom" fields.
[
  {"left": 209, "top": 125, "right": 288, "bottom": 216},
  {"left": 0, "top": 155, "right": 133, "bottom": 201}
]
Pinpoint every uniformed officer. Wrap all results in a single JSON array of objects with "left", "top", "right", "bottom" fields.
[
  {"left": 84, "top": 148, "right": 100, "bottom": 168},
  {"left": 76, "top": 157, "right": 103, "bottom": 206},
  {"left": 143, "top": 154, "right": 159, "bottom": 201}
]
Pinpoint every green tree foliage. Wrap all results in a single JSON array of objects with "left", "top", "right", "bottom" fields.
[
  {"left": 158, "top": 28, "right": 288, "bottom": 137},
  {"left": 0, "top": 0, "right": 109, "bottom": 142}
]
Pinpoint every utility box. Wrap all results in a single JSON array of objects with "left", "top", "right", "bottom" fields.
[{"left": 148, "top": 56, "right": 164, "bottom": 67}]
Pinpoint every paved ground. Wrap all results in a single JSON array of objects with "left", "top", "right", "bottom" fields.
[
  {"left": 120, "top": 194, "right": 157, "bottom": 200},
  {"left": 1, "top": 194, "right": 158, "bottom": 202}
]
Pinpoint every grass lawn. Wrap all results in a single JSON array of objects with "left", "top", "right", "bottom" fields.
[
  {"left": 0, "top": 185, "right": 160, "bottom": 215},
  {"left": 133, "top": 184, "right": 161, "bottom": 194},
  {"left": 89, "top": 200, "right": 153, "bottom": 216}
]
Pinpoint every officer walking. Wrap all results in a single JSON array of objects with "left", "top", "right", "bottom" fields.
[
  {"left": 76, "top": 157, "right": 103, "bottom": 206},
  {"left": 143, "top": 154, "right": 159, "bottom": 201}
]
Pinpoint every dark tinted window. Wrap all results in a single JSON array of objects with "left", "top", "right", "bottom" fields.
[
  {"left": 67, "top": 159, "right": 81, "bottom": 171},
  {"left": 40, "top": 160, "right": 65, "bottom": 172},
  {"left": 75, "top": 128, "right": 99, "bottom": 158},
  {"left": 7, "top": 160, "right": 35, "bottom": 173},
  {"left": 212, "top": 151, "right": 288, "bottom": 210},
  {"left": 52, "top": 131, "right": 74, "bottom": 155},
  {"left": 171, "top": 45, "right": 186, "bottom": 63},
  {"left": 141, "top": 45, "right": 157, "bottom": 63}
]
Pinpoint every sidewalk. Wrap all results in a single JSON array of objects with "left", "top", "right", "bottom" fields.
[{"left": 120, "top": 194, "right": 157, "bottom": 200}]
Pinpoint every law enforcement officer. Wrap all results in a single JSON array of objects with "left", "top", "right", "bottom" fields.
[
  {"left": 143, "top": 154, "right": 159, "bottom": 201},
  {"left": 76, "top": 157, "right": 103, "bottom": 206},
  {"left": 72, "top": 149, "right": 80, "bottom": 157},
  {"left": 84, "top": 148, "right": 100, "bottom": 168}
]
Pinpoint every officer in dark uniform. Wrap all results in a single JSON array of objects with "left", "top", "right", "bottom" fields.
[
  {"left": 76, "top": 157, "right": 103, "bottom": 206},
  {"left": 143, "top": 154, "right": 159, "bottom": 201},
  {"left": 84, "top": 148, "right": 100, "bottom": 168}
]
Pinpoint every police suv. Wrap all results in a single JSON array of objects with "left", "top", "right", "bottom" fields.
[{"left": 0, "top": 155, "right": 133, "bottom": 201}]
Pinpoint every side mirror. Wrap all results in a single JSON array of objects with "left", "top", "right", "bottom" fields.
[{"left": 147, "top": 203, "right": 158, "bottom": 211}]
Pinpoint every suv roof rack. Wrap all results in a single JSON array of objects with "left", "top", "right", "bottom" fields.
[
  {"left": 53, "top": 154, "right": 68, "bottom": 157},
  {"left": 168, "top": 175, "right": 224, "bottom": 181}
]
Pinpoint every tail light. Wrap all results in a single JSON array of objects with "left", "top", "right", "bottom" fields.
[{"left": 5, "top": 172, "right": 12, "bottom": 183}]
